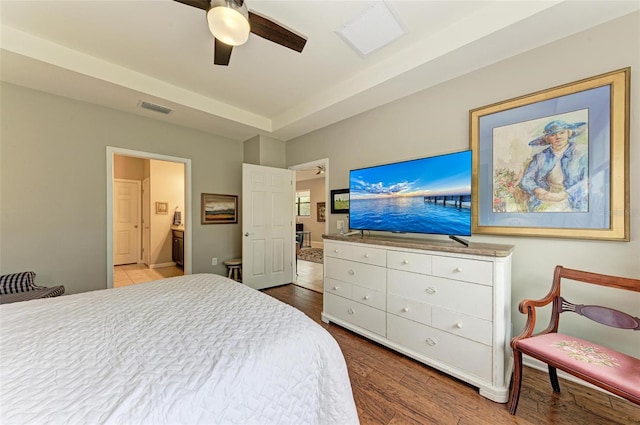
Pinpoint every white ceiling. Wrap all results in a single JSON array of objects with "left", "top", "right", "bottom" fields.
[{"left": 1, "top": 1, "right": 638, "bottom": 142}]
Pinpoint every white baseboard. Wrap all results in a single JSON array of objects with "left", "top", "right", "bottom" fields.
[{"left": 149, "top": 262, "right": 176, "bottom": 269}]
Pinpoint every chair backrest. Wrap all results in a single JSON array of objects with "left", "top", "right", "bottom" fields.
[{"left": 554, "top": 266, "right": 640, "bottom": 331}]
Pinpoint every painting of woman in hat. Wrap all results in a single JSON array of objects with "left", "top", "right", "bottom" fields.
[{"left": 519, "top": 119, "right": 588, "bottom": 212}]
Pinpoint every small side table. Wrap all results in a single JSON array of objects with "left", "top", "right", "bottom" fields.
[{"left": 224, "top": 258, "right": 242, "bottom": 282}]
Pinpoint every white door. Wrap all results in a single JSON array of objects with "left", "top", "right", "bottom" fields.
[
  {"left": 142, "top": 178, "right": 150, "bottom": 266},
  {"left": 242, "top": 164, "right": 295, "bottom": 290},
  {"left": 114, "top": 179, "right": 141, "bottom": 265}
]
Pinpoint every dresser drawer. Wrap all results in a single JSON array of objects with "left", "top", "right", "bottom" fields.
[
  {"left": 325, "top": 257, "right": 386, "bottom": 292},
  {"left": 352, "top": 285, "right": 386, "bottom": 310},
  {"left": 325, "top": 293, "right": 386, "bottom": 337},
  {"left": 324, "top": 242, "right": 352, "bottom": 259},
  {"left": 387, "top": 314, "right": 492, "bottom": 381},
  {"left": 387, "top": 250, "right": 432, "bottom": 275},
  {"left": 387, "top": 269, "right": 492, "bottom": 320},
  {"left": 387, "top": 293, "right": 431, "bottom": 325},
  {"left": 432, "top": 256, "right": 493, "bottom": 286},
  {"left": 324, "top": 242, "right": 386, "bottom": 266},
  {"left": 324, "top": 277, "right": 353, "bottom": 299},
  {"left": 431, "top": 307, "right": 492, "bottom": 346}
]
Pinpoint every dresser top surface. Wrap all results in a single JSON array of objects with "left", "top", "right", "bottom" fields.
[{"left": 323, "top": 233, "right": 514, "bottom": 257}]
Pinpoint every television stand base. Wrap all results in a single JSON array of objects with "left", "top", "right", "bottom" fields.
[
  {"left": 342, "top": 230, "right": 362, "bottom": 237},
  {"left": 449, "top": 235, "right": 469, "bottom": 247}
]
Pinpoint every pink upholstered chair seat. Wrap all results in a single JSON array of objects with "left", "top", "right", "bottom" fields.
[{"left": 516, "top": 333, "right": 640, "bottom": 400}]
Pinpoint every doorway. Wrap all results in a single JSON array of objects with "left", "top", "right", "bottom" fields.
[
  {"left": 289, "top": 158, "right": 328, "bottom": 293},
  {"left": 106, "top": 147, "right": 192, "bottom": 289}
]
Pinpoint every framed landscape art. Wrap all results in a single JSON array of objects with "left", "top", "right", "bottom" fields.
[
  {"left": 331, "top": 189, "right": 349, "bottom": 214},
  {"left": 201, "top": 193, "right": 238, "bottom": 224}
]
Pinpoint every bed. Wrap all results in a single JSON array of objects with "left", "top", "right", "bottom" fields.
[{"left": 0, "top": 274, "right": 359, "bottom": 425}]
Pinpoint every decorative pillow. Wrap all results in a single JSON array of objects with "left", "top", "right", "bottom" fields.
[{"left": 0, "top": 272, "right": 38, "bottom": 295}]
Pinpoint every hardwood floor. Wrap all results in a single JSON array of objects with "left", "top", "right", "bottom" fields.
[{"left": 263, "top": 284, "right": 640, "bottom": 425}]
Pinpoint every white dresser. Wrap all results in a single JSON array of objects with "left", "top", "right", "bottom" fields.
[{"left": 322, "top": 235, "right": 514, "bottom": 403}]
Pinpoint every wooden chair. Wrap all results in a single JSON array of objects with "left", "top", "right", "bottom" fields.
[{"left": 508, "top": 265, "right": 640, "bottom": 415}]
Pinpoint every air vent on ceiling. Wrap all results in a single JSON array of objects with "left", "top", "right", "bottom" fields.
[{"left": 139, "top": 101, "right": 173, "bottom": 115}]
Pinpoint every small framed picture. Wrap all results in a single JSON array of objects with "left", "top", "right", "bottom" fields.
[
  {"left": 331, "top": 189, "right": 349, "bottom": 214},
  {"left": 201, "top": 193, "right": 238, "bottom": 224},
  {"left": 317, "top": 202, "right": 326, "bottom": 222},
  {"left": 155, "top": 202, "right": 168, "bottom": 214}
]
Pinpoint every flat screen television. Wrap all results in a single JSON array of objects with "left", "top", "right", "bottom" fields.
[{"left": 348, "top": 150, "right": 472, "bottom": 237}]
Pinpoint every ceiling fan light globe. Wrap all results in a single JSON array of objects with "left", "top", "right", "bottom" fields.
[{"left": 207, "top": 1, "right": 250, "bottom": 46}]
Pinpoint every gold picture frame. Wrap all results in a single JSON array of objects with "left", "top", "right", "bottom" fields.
[
  {"left": 155, "top": 202, "right": 168, "bottom": 214},
  {"left": 470, "top": 68, "right": 630, "bottom": 241}
]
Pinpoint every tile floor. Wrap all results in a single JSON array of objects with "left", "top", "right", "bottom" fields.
[
  {"left": 114, "top": 263, "right": 184, "bottom": 288},
  {"left": 114, "top": 257, "right": 323, "bottom": 293},
  {"left": 294, "top": 259, "right": 323, "bottom": 293}
]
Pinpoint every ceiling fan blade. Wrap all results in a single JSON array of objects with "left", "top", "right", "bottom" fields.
[
  {"left": 173, "top": 0, "right": 210, "bottom": 11},
  {"left": 214, "top": 38, "right": 233, "bottom": 66},
  {"left": 248, "top": 11, "right": 307, "bottom": 53}
]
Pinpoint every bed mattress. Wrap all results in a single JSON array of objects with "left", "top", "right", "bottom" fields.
[{"left": 0, "top": 274, "right": 359, "bottom": 425}]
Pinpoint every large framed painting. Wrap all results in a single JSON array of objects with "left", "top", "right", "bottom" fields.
[
  {"left": 201, "top": 193, "right": 238, "bottom": 224},
  {"left": 470, "top": 68, "right": 630, "bottom": 241}
]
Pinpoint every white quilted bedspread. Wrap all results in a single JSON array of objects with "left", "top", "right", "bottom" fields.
[{"left": 0, "top": 274, "right": 359, "bottom": 425}]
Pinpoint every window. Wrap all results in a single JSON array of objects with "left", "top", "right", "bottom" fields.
[{"left": 296, "top": 190, "right": 311, "bottom": 216}]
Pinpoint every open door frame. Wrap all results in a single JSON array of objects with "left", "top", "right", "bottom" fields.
[
  {"left": 289, "top": 158, "right": 329, "bottom": 277},
  {"left": 289, "top": 158, "right": 330, "bottom": 231},
  {"left": 106, "top": 147, "right": 192, "bottom": 288}
]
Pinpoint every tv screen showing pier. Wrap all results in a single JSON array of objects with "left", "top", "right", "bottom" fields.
[{"left": 348, "top": 150, "right": 472, "bottom": 236}]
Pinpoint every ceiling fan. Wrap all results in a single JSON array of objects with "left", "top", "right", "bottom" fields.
[
  {"left": 316, "top": 165, "right": 325, "bottom": 175},
  {"left": 174, "top": 0, "right": 307, "bottom": 66}
]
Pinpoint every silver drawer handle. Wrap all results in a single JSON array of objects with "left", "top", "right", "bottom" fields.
[
  {"left": 426, "top": 337, "right": 437, "bottom": 346},
  {"left": 425, "top": 287, "right": 436, "bottom": 294},
  {"left": 455, "top": 267, "right": 463, "bottom": 272},
  {"left": 402, "top": 307, "right": 409, "bottom": 312},
  {"left": 347, "top": 308, "right": 355, "bottom": 315},
  {"left": 455, "top": 323, "right": 463, "bottom": 329},
  {"left": 364, "top": 295, "right": 370, "bottom": 300},
  {"left": 402, "top": 260, "right": 409, "bottom": 264},
  {"left": 332, "top": 286, "right": 339, "bottom": 291},
  {"left": 334, "top": 249, "right": 339, "bottom": 253},
  {"left": 348, "top": 269, "right": 356, "bottom": 276},
  {"left": 364, "top": 254, "right": 370, "bottom": 258}
]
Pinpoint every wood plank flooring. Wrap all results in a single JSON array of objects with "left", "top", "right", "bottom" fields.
[{"left": 263, "top": 284, "right": 640, "bottom": 425}]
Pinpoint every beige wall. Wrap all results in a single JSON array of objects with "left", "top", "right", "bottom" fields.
[
  {"left": 243, "top": 134, "right": 286, "bottom": 168},
  {"left": 0, "top": 83, "right": 243, "bottom": 293},
  {"left": 114, "top": 155, "right": 144, "bottom": 181},
  {"left": 296, "top": 177, "right": 326, "bottom": 245},
  {"left": 286, "top": 12, "right": 640, "bottom": 357}
]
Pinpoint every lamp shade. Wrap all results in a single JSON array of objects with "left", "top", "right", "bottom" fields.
[{"left": 207, "top": 0, "right": 250, "bottom": 46}]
